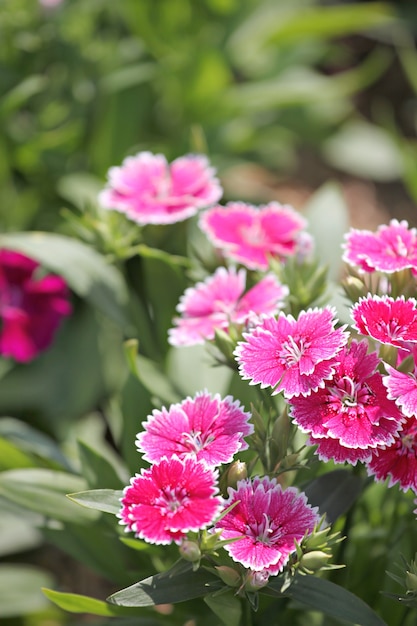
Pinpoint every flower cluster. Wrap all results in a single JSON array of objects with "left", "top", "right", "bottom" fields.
[{"left": 0, "top": 249, "right": 72, "bottom": 363}]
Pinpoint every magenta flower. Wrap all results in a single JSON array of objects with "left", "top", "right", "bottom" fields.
[
  {"left": 0, "top": 249, "right": 72, "bottom": 363},
  {"left": 136, "top": 391, "right": 253, "bottom": 467},
  {"left": 309, "top": 435, "right": 374, "bottom": 465},
  {"left": 383, "top": 365, "right": 417, "bottom": 418},
  {"left": 215, "top": 476, "right": 319, "bottom": 574},
  {"left": 119, "top": 456, "right": 222, "bottom": 545},
  {"left": 366, "top": 417, "right": 417, "bottom": 493},
  {"left": 343, "top": 219, "right": 417, "bottom": 274},
  {"left": 168, "top": 267, "right": 288, "bottom": 347},
  {"left": 98, "top": 152, "right": 222, "bottom": 225},
  {"left": 290, "top": 341, "right": 404, "bottom": 462},
  {"left": 351, "top": 295, "right": 417, "bottom": 348},
  {"left": 235, "top": 307, "right": 348, "bottom": 399},
  {"left": 199, "top": 202, "right": 308, "bottom": 270}
]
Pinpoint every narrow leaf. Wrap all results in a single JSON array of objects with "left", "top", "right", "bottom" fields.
[
  {"left": 68, "top": 489, "right": 123, "bottom": 515},
  {"left": 303, "top": 469, "right": 364, "bottom": 524},
  {"left": 43, "top": 589, "right": 142, "bottom": 617}
]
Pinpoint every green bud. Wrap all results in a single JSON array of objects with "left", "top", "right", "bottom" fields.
[
  {"left": 226, "top": 461, "right": 248, "bottom": 489},
  {"left": 342, "top": 275, "right": 367, "bottom": 303},
  {"left": 179, "top": 541, "right": 201, "bottom": 563},
  {"left": 299, "top": 550, "right": 332, "bottom": 573},
  {"left": 215, "top": 566, "right": 241, "bottom": 588},
  {"left": 406, "top": 571, "right": 417, "bottom": 593}
]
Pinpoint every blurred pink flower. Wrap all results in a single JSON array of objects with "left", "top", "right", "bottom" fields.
[
  {"left": 215, "top": 476, "right": 319, "bottom": 574},
  {"left": 235, "top": 307, "right": 348, "bottom": 399},
  {"left": 200, "top": 202, "right": 308, "bottom": 270},
  {"left": 351, "top": 295, "right": 417, "bottom": 348},
  {"left": 343, "top": 219, "right": 417, "bottom": 274},
  {"left": 383, "top": 365, "right": 417, "bottom": 418},
  {"left": 168, "top": 266, "right": 288, "bottom": 347},
  {"left": 39, "top": 0, "right": 63, "bottom": 7},
  {"left": 99, "top": 152, "right": 222, "bottom": 225},
  {"left": 136, "top": 391, "right": 253, "bottom": 467},
  {"left": 366, "top": 417, "right": 417, "bottom": 493},
  {"left": 290, "top": 341, "right": 404, "bottom": 463},
  {"left": 119, "top": 456, "right": 222, "bottom": 545},
  {"left": 0, "top": 249, "right": 72, "bottom": 363}
]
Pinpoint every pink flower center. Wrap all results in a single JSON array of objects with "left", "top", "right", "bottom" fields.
[
  {"left": 279, "top": 336, "right": 309, "bottom": 367},
  {"left": 375, "top": 318, "right": 404, "bottom": 340},
  {"left": 386, "top": 236, "right": 409, "bottom": 258},
  {"left": 329, "top": 376, "right": 375, "bottom": 416},
  {"left": 399, "top": 425, "right": 417, "bottom": 456},
  {"left": 156, "top": 486, "right": 188, "bottom": 513},
  {"left": 181, "top": 430, "right": 215, "bottom": 453},
  {"left": 240, "top": 222, "right": 266, "bottom": 247},
  {"left": 250, "top": 513, "right": 281, "bottom": 546}
]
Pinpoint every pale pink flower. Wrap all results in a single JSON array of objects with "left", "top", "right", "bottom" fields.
[
  {"left": 200, "top": 202, "right": 307, "bottom": 270},
  {"left": 99, "top": 152, "right": 222, "bottom": 225},
  {"left": 351, "top": 295, "right": 417, "bottom": 348},
  {"left": 383, "top": 365, "right": 417, "bottom": 418},
  {"left": 235, "top": 307, "right": 348, "bottom": 399},
  {"left": 215, "top": 476, "right": 319, "bottom": 574},
  {"left": 343, "top": 219, "right": 417, "bottom": 274},
  {"left": 119, "top": 456, "right": 222, "bottom": 545},
  {"left": 136, "top": 391, "right": 253, "bottom": 467},
  {"left": 291, "top": 341, "right": 404, "bottom": 463},
  {"left": 168, "top": 267, "right": 288, "bottom": 347},
  {"left": 366, "top": 417, "right": 417, "bottom": 493}
]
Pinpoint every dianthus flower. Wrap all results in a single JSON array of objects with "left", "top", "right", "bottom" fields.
[
  {"left": 215, "top": 476, "right": 319, "bottom": 574},
  {"left": 343, "top": 219, "right": 417, "bottom": 274},
  {"left": 383, "top": 365, "right": 417, "bottom": 418},
  {"left": 351, "top": 295, "right": 417, "bottom": 348},
  {"left": 119, "top": 456, "right": 222, "bottom": 545},
  {"left": 308, "top": 435, "right": 373, "bottom": 465},
  {"left": 199, "top": 202, "right": 308, "bottom": 270},
  {"left": 290, "top": 341, "right": 404, "bottom": 464},
  {"left": 366, "top": 417, "right": 417, "bottom": 493},
  {"left": 235, "top": 307, "right": 348, "bottom": 399},
  {"left": 168, "top": 267, "right": 288, "bottom": 347},
  {"left": 136, "top": 391, "right": 253, "bottom": 467},
  {"left": 99, "top": 152, "right": 222, "bottom": 225},
  {"left": 0, "top": 249, "right": 72, "bottom": 363}
]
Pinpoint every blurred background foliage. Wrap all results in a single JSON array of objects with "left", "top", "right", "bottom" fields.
[{"left": 1, "top": 0, "right": 417, "bottom": 624}]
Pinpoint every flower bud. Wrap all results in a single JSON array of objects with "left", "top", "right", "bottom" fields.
[
  {"left": 244, "top": 570, "right": 269, "bottom": 591},
  {"left": 215, "top": 566, "right": 241, "bottom": 588},
  {"left": 299, "top": 550, "right": 332, "bottom": 573},
  {"left": 226, "top": 460, "right": 248, "bottom": 489},
  {"left": 342, "top": 275, "right": 367, "bottom": 303},
  {"left": 179, "top": 540, "right": 201, "bottom": 563},
  {"left": 406, "top": 571, "right": 417, "bottom": 593}
]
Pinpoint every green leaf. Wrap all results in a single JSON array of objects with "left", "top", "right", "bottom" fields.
[
  {"left": 303, "top": 182, "right": 350, "bottom": 282},
  {"left": 0, "top": 468, "right": 98, "bottom": 523},
  {"left": 270, "top": 574, "right": 387, "bottom": 626},
  {"left": 304, "top": 469, "right": 364, "bottom": 524},
  {"left": 0, "top": 232, "right": 129, "bottom": 326},
  {"left": 204, "top": 591, "right": 242, "bottom": 626},
  {"left": 0, "top": 565, "right": 53, "bottom": 617},
  {"left": 78, "top": 441, "right": 126, "bottom": 489},
  {"left": 42, "top": 589, "right": 142, "bottom": 617},
  {"left": 167, "top": 344, "right": 232, "bottom": 398},
  {"left": 108, "top": 563, "right": 224, "bottom": 607},
  {"left": 0, "top": 437, "right": 37, "bottom": 470},
  {"left": 134, "top": 353, "right": 182, "bottom": 405},
  {"left": 68, "top": 489, "right": 123, "bottom": 515},
  {"left": 0, "top": 509, "right": 42, "bottom": 556}
]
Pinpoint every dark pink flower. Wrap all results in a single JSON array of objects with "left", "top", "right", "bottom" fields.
[
  {"left": 383, "top": 365, "right": 417, "bottom": 418},
  {"left": 215, "top": 476, "right": 319, "bottom": 574},
  {"left": 136, "top": 391, "right": 253, "bottom": 467},
  {"left": 343, "top": 219, "right": 417, "bottom": 274},
  {"left": 98, "top": 152, "right": 222, "bottom": 225},
  {"left": 290, "top": 341, "right": 404, "bottom": 462},
  {"left": 366, "top": 417, "right": 417, "bottom": 493},
  {"left": 119, "top": 456, "right": 222, "bottom": 545},
  {"left": 200, "top": 202, "right": 308, "bottom": 270},
  {"left": 235, "top": 307, "right": 348, "bottom": 399},
  {"left": 0, "top": 249, "right": 72, "bottom": 363},
  {"left": 168, "top": 267, "right": 288, "bottom": 347},
  {"left": 309, "top": 435, "right": 373, "bottom": 465},
  {"left": 351, "top": 295, "right": 417, "bottom": 348}
]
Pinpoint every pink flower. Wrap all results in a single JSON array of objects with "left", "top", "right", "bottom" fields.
[
  {"left": 290, "top": 341, "right": 404, "bottom": 464},
  {"left": 215, "top": 476, "right": 319, "bottom": 574},
  {"left": 366, "top": 417, "right": 417, "bottom": 493},
  {"left": 234, "top": 307, "right": 348, "bottom": 399},
  {"left": 343, "top": 219, "right": 417, "bottom": 274},
  {"left": 383, "top": 365, "right": 417, "bottom": 418},
  {"left": 0, "top": 249, "right": 72, "bottom": 363},
  {"left": 136, "top": 391, "right": 253, "bottom": 467},
  {"left": 168, "top": 267, "right": 288, "bottom": 347},
  {"left": 351, "top": 295, "right": 417, "bottom": 348},
  {"left": 119, "top": 456, "right": 222, "bottom": 545},
  {"left": 200, "top": 202, "right": 308, "bottom": 270},
  {"left": 98, "top": 152, "right": 222, "bottom": 225},
  {"left": 309, "top": 436, "right": 373, "bottom": 465}
]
